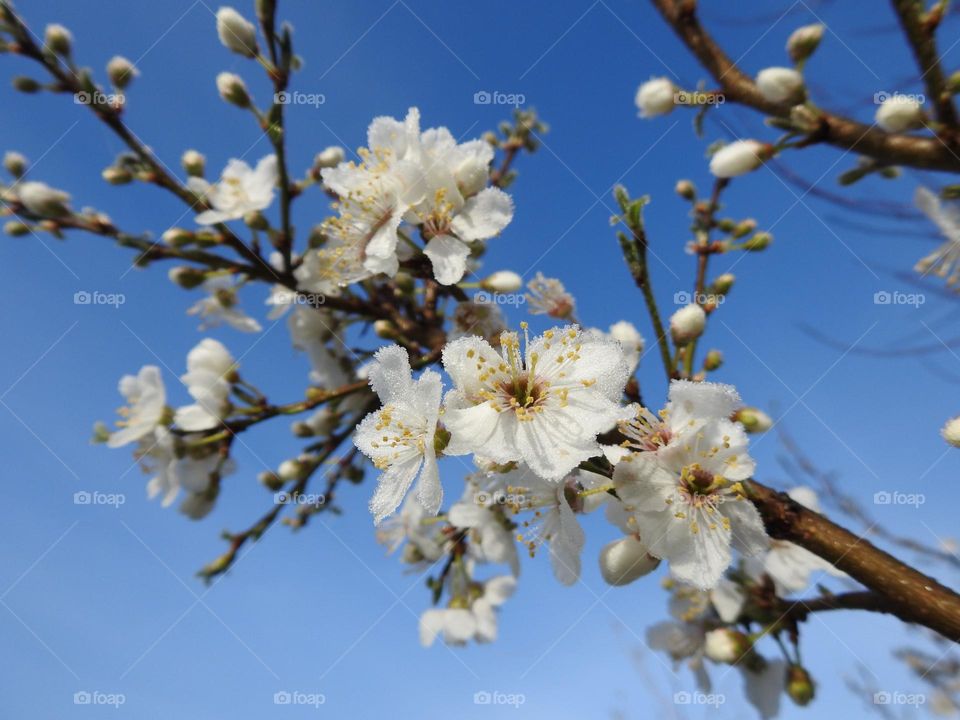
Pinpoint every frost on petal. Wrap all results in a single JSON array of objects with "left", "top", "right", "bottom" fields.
[
  {"left": 450, "top": 187, "right": 514, "bottom": 242},
  {"left": 723, "top": 499, "right": 769, "bottom": 558},
  {"left": 667, "top": 379, "right": 741, "bottom": 425},
  {"left": 549, "top": 496, "right": 585, "bottom": 585},
  {"left": 424, "top": 234, "right": 471, "bottom": 285},
  {"left": 367, "top": 345, "right": 414, "bottom": 404},
  {"left": 711, "top": 576, "right": 745, "bottom": 623},
  {"left": 368, "top": 454, "right": 423, "bottom": 525}
]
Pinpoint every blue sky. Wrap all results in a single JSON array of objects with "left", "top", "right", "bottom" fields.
[{"left": 1, "top": 0, "right": 958, "bottom": 717}]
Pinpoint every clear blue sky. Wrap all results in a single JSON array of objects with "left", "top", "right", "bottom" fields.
[{"left": 1, "top": 1, "right": 957, "bottom": 717}]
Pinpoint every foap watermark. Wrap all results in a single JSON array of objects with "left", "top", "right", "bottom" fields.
[
  {"left": 874, "top": 491, "right": 925, "bottom": 508},
  {"left": 74, "top": 290, "right": 125, "bottom": 308},
  {"left": 274, "top": 491, "right": 326, "bottom": 506},
  {"left": 673, "top": 691, "right": 725, "bottom": 707},
  {"left": 74, "top": 490, "right": 125, "bottom": 508},
  {"left": 271, "top": 289, "right": 326, "bottom": 308},
  {"left": 873, "top": 290, "right": 925, "bottom": 308},
  {"left": 275, "top": 91, "right": 326, "bottom": 107},
  {"left": 674, "top": 90, "right": 724, "bottom": 107},
  {"left": 74, "top": 91, "right": 125, "bottom": 106},
  {"left": 874, "top": 691, "right": 926, "bottom": 708},
  {"left": 273, "top": 690, "right": 326, "bottom": 708},
  {"left": 873, "top": 91, "right": 925, "bottom": 105},
  {"left": 474, "top": 290, "right": 526, "bottom": 307},
  {"left": 475, "top": 490, "right": 527, "bottom": 507},
  {"left": 73, "top": 690, "right": 126, "bottom": 708},
  {"left": 473, "top": 90, "right": 526, "bottom": 107},
  {"left": 473, "top": 690, "right": 526, "bottom": 707},
  {"left": 674, "top": 290, "right": 725, "bottom": 306}
]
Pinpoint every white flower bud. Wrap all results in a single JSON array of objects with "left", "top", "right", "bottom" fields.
[
  {"left": 481, "top": 270, "right": 523, "bottom": 293},
  {"left": 181, "top": 149, "right": 206, "bottom": 176},
  {"left": 599, "top": 536, "right": 660, "bottom": 586},
  {"left": 875, "top": 95, "right": 924, "bottom": 132},
  {"left": 787, "top": 24, "right": 824, "bottom": 64},
  {"left": 675, "top": 179, "right": 695, "bottom": 200},
  {"left": 942, "top": 416, "right": 960, "bottom": 447},
  {"left": 756, "top": 67, "right": 805, "bottom": 104},
  {"left": 216, "top": 7, "right": 259, "bottom": 58},
  {"left": 670, "top": 303, "right": 706, "bottom": 344},
  {"left": 18, "top": 181, "right": 71, "bottom": 217},
  {"left": 709, "top": 140, "right": 771, "bottom": 178},
  {"left": 734, "top": 407, "right": 773, "bottom": 433},
  {"left": 608, "top": 320, "right": 644, "bottom": 355},
  {"left": 106, "top": 56, "right": 138, "bottom": 89},
  {"left": 704, "top": 628, "right": 750, "bottom": 663},
  {"left": 216, "top": 72, "right": 250, "bottom": 107},
  {"left": 3, "top": 151, "right": 27, "bottom": 178},
  {"left": 635, "top": 77, "right": 676, "bottom": 118},
  {"left": 314, "top": 146, "right": 345, "bottom": 169},
  {"left": 180, "top": 493, "right": 215, "bottom": 519},
  {"left": 277, "top": 459, "right": 303, "bottom": 481},
  {"left": 44, "top": 23, "right": 72, "bottom": 56}
]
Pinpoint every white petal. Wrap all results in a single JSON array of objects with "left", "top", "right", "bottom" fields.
[
  {"left": 450, "top": 187, "right": 513, "bottom": 242},
  {"left": 424, "top": 234, "right": 471, "bottom": 285}
]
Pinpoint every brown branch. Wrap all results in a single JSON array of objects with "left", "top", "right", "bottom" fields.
[
  {"left": 747, "top": 480, "right": 960, "bottom": 642},
  {"left": 891, "top": 0, "right": 957, "bottom": 127},
  {"left": 782, "top": 590, "right": 898, "bottom": 622},
  {"left": 650, "top": 0, "right": 960, "bottom": 172}
]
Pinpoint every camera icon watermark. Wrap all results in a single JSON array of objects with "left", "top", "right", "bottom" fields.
[
  {"left": 873, "top": 91, "right": 925, "bottom": 105},
  {"left": 674, "top": 91, "right": 724, "bottom": 107},
  {"left": 74, "top": 490, "right": 126, "bottom": 508},
  {"left": 74, "top": 290, "right": 126, "bottom": 308},
  {"left": 273, "top": 690, "right": 326, "bottom": 707},
  {"left": 73, "top": 690, "right": 126, "bottom": 707},
  {"left": 274, "top": 491, "right": 326, "bottom": 506},
  {"left": 673, "top": 691, "right": 725, "bottom": 707},
  {"left": 873, "top": 491, "right": 925, "bottom": 508},
  {"left": 473, "top": 90, "right": 526, "bottom": 106},
  {"left": 873, "top": 290, "right": 925, "bottom": 308},
  {"left": 275, "top": 91, "right": 326, "bottom": 108},
  {"left": 473, "top": 690, "right": 526, "bottom": 707},
  {"left": 474, "top": 290, "right": 526, "bottom": 307}
]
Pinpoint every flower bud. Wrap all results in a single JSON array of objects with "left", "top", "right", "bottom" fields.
[
  {"left": 258, "top": 470, "right": 284, "bottom": 491},
  {"left": 277, "top": 459, "right": 303, "bottom": 481},
  {"left": 244, "top": 210, "right": 269, "bottom": 230},
  {"left": 709, "top": 140, "right": 772, "bottom": 178},
  {"left": 44, "top": 23, "right": 73, "bottom": 56},
  {"left": 102, "top": 166, "right": 133, "bottom": 185},
  {"left": 942, "top": 416, "right": 960, "bottom": 447},
  {"left": 670, "top": 303, "right": 706, "bottom": 345},
  {"left": 162, "top": 227, "right": 193, "bottom": 247},
  {"left": 216, "top": 71, "right": 250, "bottom": 108},
  {"left": 674, "top": 179, "right": 695, "bottom": 200},
  {"left": 106, "top": 56, "right": 138, "bottom": 89},
  {"left": 734, "top": 407, "right": 773, "bottom": 433},
  {"left": 481, "top": 270, "right": 523, "bottom": 293},
  {"left": 314, "top": 146, "right": 345, "bottom": 169},
  {"left": 18, "top": 181, "right": 71, "bottom": 217},
  {"left": 181, "top": 149, "right": 206, "bottom": 176},
  {"left": 168, "top": 266, "right": 207, "bottom": 289},
  {"left": 13, "top": 76, "right": 41, "bottom": 93},
  {"left": 756, "top": 67, "right": 805, "bottom": 104},
  {"left": 703, "top": 628, "right": 751, "bottom": 663},
  {"left": 732, "top": 218, "right": 757, "bottom": 238},
  {"left": 635, "top": 77, "right": 676, "bottom": 118},
  {"left": 3, "top": 151, "right": 27, "bottom": 178},
  {"left": 373, "top": 319, "right": 398, "bottom": 339},
  {"left": 609, "top": 320, "right": 644, "bottom": 354},
  {"left": 787, "top": 24, "right": 824, "bottom": 65},
  {"left": 599, "top": 536, "right": 660, "bottom": 586},
  {"left": 216, "top": 7, "right": 259, "bottom": 58},
  {"left": 703, "top": 349, "right": 723, "bottom": 371},
  {"left": 4, "top": 220, "right": 31, "bottom": 237},
  {"left": 875, "top": 95, "right": 924, "bottom": 132},
  {"left": 711, "top": 273, "right": 735, "bottom": 295},
  {"left": 786, "top": 664, "right": 815, "bottom": 706},
  {"left": 742, "top": 232, "right": 772, "bottom": 251}
]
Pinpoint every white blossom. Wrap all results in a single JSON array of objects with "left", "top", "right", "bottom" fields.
[
  {"left": 635, "top": 77, "right": 676, "bottom": 118},
  {"left": 216, "top": 7, "right": 258, "bottom": 58},
  {"left": 448, "top": 300, "right": 507, "bottom": 347},
  {"left": 188, "top": 155, "right": 277, "bottom": 225},
  {"left": 107, "top": 365, "right": 166, "bottom": 448},
  {"left": 875, "top": 94, "right": 924, "bottom": 132},
  {"left": 354, "top": 345, "right": 443, "bottom": 524},
  {"left": 914, "top": 186, "right": 960, "bottom": 286},
  {"left": 441, "top": 324, "right": 631, "bottom": 481},
  {"left": 598, "top": 534, "right": 659, "bottom": 586},
  {"left": 943, "top": 415, "right": 960, "bottom": 448},
  {"left": 18, "top": 180, "right": 71, "bottom": 216},
  {"left": 669, "top": 302, "right": 706, "bottom": 344},
  {"left": 607, "top": 320, "right": 645, "bottom": 373},
  {"left": 286, "top": 305, "right": 350, "bottom": 387},
  {"left": 525, "top": 272, "right": 576, "bottom": 319},
  {"left": 187, "top": 275, "right": 262, "bottom": 333},
  {"left": 173, "top": 338, "right": 236, "bottom": 431},
  {"left": 419, "top": 575, "right": 515, "bottom": 646},
  {"left": 481, "top": 270, "right": 523, "bottom": 294}
]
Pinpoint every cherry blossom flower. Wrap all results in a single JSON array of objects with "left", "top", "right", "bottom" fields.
[
  {"left": 173, "top": 338, "right": 237, "bottom": 431},
  {"left": 107, "top": 365, "right": 166, "bottom": 448},
  {"left": 914, "top": 186, "right": 960, "bottom": 287},
  {"left": 188, "top": 155, "right": 277, "bottom": 225},
  {"left": 441, "top": 324, "right": 631, "bottom": 481},
  {"left": 635, "top": 77, "right": 676, "bottom": 118},
  {"left": 525, "top": 272, "right": 576, "bottom": 319},
  {"left": 354, "top": 345, "right": 443, "bottom": 524},
  {"left": 187, "top": 275, "right": 262, "bottom": 333},
  {"left": 419, "top": 575, "right": 515, "bottom": 646}
]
